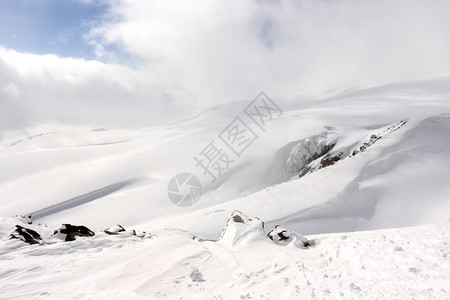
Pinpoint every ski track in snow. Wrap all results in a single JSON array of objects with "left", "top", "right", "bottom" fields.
[{"left": 28, "top": 178, "right": 140, "bottom": 220}]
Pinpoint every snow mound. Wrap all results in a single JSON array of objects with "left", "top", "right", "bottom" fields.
[
  {"left": 217, "top": 210, "right": 267, "bottom": 247},
  {"left": 104, "top": 224, "right": 126, "bottom": 235}
]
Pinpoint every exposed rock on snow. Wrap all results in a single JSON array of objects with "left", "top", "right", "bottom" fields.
[
  {"left": 25, "top": 215, "right": 32, "bottom": 224},
  {"left": 104, "top": 224, "right": 152, "bottom": 238},
  {"left": 3, "top": 219, "right": 152, "bottom": 246},
  {"left": 213, "top": 211, "right": 314, "bottom": 249},
  {"left": 104, "top": 224, "right": 126, "bottom": 235},
  {"left": 190, "top": 268, "right": 206, "bottom": 282},
  {"left": 351, "top": 119, "right": 408, "bottom": 157},
  {"left": 9, "top": 225, "right": 42, "bottom": 245},
  {"left": 299, "top": 119, "right": 409, "bottom": 178},
  {"left": 135, "top": 231, "right": 152, "bottom": 239},
  {"left": 320, "top": 151, "right": 344, "bottom": 168},
  {"left": 286, "top": 131, "right": 338, "bottom": 173},
  {"left": 217, "top": 211, "right": 266, "bottom": 246},
  {"left": 267, "top": 225, "right": 312, "bottom": 248},
  {"left": 53, "top": 224, "right": 95, "bottom": 242},
  {"left": 270, "top": 128, "right": 338, "bottom": 181}
]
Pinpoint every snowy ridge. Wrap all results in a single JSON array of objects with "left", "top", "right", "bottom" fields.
[{"left": 298, "top": 118, "right": 409, "bottom": 178}]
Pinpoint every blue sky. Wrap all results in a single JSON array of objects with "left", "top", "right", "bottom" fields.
[{"left": 0, "top": 0, "right": 108, "bottom": 59}]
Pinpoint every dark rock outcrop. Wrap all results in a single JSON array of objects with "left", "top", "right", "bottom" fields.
[
  {"left": 320, "top": 151, "right": 344, "bottom": 168},
  {"left": 9, "top": 225, "right": 42, "bottom": 245},
  {"left": 53, "top": 224, "right": 95, "bottom": 241},
  {"left": 300, "top": 119, "right": 409, "bottom": 178},
  {"left": 270, "top": 127, "right": 339, "bottom": 182}
]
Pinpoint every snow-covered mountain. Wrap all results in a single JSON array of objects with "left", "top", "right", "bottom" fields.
[{"left": 0, "top": 76, "right": 449, "bottom": 299}]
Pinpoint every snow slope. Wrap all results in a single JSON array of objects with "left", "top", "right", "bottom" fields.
[
  {"left": 0, "top": 76, "right": 449, "bottom": 298},
  {"left": 0, "top": 215, "right": 448, "bottom": 299}
]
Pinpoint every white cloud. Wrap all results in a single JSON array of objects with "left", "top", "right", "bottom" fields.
[
  {"left": 0, "top": 47, "right": 189, "bottom": 135},
  {"left": 88, "top": 0, "right": 450, "bottom": 102},
  {"left": 1, "top": 82, "right": 20, "bottom": 99},
  {"left": 1, "top": 0, "right": 450, "bottom": 136}
]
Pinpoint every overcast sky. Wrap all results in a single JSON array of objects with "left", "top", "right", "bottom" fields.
[{"left": 1, "top": 0, "right": 449, "bottom": 135}]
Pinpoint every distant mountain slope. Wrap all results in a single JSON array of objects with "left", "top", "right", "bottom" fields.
[
  {"left": 1, "top": 77, "right": 449, "bottom": 299},
  {"left": 0, "top": 76, "right": 449, "bottom": 234}
]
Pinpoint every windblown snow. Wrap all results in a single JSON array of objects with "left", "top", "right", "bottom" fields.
[{"left": 0, "top": 77, "right": 449, "bottom": 299}]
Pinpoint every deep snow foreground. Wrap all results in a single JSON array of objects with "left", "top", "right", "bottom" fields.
[
  {"left": 0, "top": 216, "right": 448, "bottom": 299},
  {"left": 0, "top": 76, "right": 450, "bottom": 298}
]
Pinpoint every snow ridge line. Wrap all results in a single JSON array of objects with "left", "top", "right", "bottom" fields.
[{"left": 299, "top": 119, "right": 409, "bottom": 178}]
